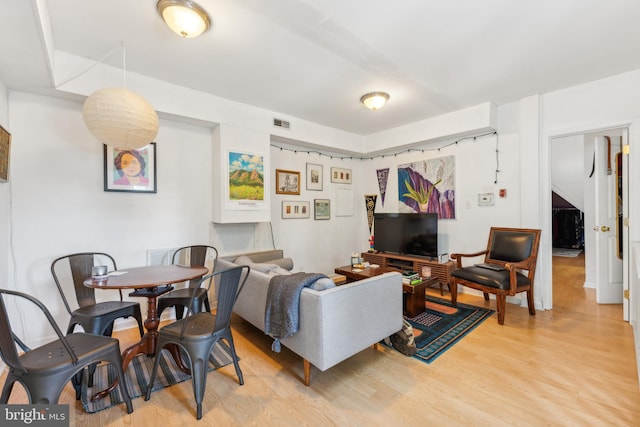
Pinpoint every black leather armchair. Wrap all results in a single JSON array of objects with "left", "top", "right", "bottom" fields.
[{"left": 450, "top": 227, "right": 541, "bottom": 325}]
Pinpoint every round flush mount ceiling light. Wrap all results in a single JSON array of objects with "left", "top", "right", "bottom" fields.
[
  {"left": 360, "top": 92, "right": 390, "bottom": 110},
  {"left": 157, "top": 0, "right": 211, "bottom": 38}
]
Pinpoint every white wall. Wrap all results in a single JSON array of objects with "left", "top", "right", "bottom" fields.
[
  {"left": 362, "top": 131, "right": 522, "bottom": 258},
  {"left": 269, "top": 147, "right": 366, "bottom": 274},
  {"left": 551, "top": 134, "right": 584, "bottom": 211},
  {"left": 7, "top": 92, "right": 213, "bottom": 344},
  {"left": 0, "top": 79, "right": 8, "bottom": 297},
  {"left": 583, "top": 135, "right": 596, "bottom": 288}
]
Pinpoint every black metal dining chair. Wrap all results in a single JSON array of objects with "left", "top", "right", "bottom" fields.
[
  {"left": 51, "top": 252, "right": 144, "bottom": 338},
  {"left": 0, "top": 288, "right": 133, "bottom": 413},
  {"left": 51, "top": 252, "right": 144, "bottom": 397},
  {"left": 145, "top": 265, "right": 249, "bottom": 419},
  {"left": 156, "top": 245, "right": 218, "bottom": 321}
]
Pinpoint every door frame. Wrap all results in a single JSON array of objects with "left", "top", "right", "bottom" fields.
[{"left": 541, "top": 121, "right": 632, "bottom": 316}]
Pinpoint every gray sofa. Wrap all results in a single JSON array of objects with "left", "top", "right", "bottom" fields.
[{"left": 216, "top": 249, "right": 402, "bottom": 385}]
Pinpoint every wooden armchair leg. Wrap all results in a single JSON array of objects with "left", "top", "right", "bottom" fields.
[
  {"left": 526, "top": 289, "right": 536, "bottom": 316},
  {"left": 303, "top": 359, "right": 311, "bottom": 386},
  {"left": 449, "top": 279, "right": 458, "bottom": 306},
  {"left": 496, "top": 294, "right": 506, "bottom": 325}
]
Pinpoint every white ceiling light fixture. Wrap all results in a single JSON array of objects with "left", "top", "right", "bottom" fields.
[
  {"left": 157, "top": 0, "right": 211, "bottom": 38},
  {"left": 360, "top": 92, "right": 390, "bottom": 110}
]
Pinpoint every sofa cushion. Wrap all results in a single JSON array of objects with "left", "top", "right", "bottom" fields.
[
  {"left": 235, "top": 255, "right": 292, "bottom": 276},
  {"left": 272, "top": 266, "right": 293, "bottom": 276},
  {"left": 271, "top": 257, "right": 294, "bottom": 271},
  {"left": 308, "top": 277, "right": 336, "bottom": 291},
  {"left": 234, "top": 255, "right": 255, "bottom": 266}
]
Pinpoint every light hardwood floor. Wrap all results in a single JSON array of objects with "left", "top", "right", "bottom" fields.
[{"left": 3, "top": 253, "right": 640, "bottom": 426}]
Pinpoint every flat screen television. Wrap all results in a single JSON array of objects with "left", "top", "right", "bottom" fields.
[{"left": 373, "top": 213, "right": 438, "bottom": 259}]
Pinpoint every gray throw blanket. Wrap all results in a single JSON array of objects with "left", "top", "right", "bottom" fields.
[{"left": 264, "top": 272, "right": 327, "bottom": 352}]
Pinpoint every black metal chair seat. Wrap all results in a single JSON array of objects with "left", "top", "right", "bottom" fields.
[
  {"left": 0, "top": 288, "right": 133, "bottom": 413},
  {"left": 19, "top": 333, "right": 119, "bottom": 375},
  {"left": 71, "top": 300, "right": 143, "bottom": 334},
  {"left": 156, "top": 245, "right": 218, "bottom": 321},
  {"left": 157, "top": 287, "right": 208, "bottom": 317}
]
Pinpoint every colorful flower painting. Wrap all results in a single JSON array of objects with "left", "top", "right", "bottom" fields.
[{"left": 398, "top": 155, "right": 455, "bottom": 219}]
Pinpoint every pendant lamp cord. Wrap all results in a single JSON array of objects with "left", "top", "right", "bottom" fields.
[
  {"left": 122, "top": 41, "right": 126, "bottom": 88},
  {"left": 54, "top": 41, "right": 127, "bottom": 89}
]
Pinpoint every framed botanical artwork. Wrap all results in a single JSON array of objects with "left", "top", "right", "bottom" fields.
[
  {"left": 0, "top": 124, "right": 10, "bottom": 183},
  {"left": 104, "top": 143, "right": 157, "bottom": 193},
  {"left": 275, "top": 169, "right": 300, "bottom": 195},
  {"left": 314, "top": 199, "right": 330, "bottom": 220},
  {"left": 330, "top": 167, "right": 352, "bottom": 184},
  {"left": 282, "top": 200, "right": 310, "bottom": 219},
  {"left": 306, "top": 163, "right": 323, "bottom": 191}
]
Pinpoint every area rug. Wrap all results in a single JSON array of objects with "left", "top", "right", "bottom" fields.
[
  {"left": 405, "top": 295, "right": 494, "bottom": 364},
  {"left": 552, "top": 247, "right": 583, "bottom": 257},
  {"left": 81, "top": 341, "right": 234, "bottom": 413}
]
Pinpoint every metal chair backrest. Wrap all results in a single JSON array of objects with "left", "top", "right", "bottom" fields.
[
  {"left": 0, "top": 291, "right": 25, "bottom": 375},
  {"left": 0, "top": 288, "right": 78, "bottom": 375},
  {"left": 172, "top": 245, "right": 218, "bottom": 289},
  {"left": 51, "top": 252, "right": 119, "bottom": 314},
  {"left": 180, "top": 265, "right": 249, "bottom": 339}
]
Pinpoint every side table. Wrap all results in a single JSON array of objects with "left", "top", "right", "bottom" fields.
[{"left": 403, "top": 277, "right": 438, "bottom": 317}]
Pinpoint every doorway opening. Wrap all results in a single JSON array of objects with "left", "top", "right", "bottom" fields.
[{"left": 550, "top": 128, "right": 627, "bottom": 319}]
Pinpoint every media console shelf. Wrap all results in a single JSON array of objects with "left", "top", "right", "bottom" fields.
[{"left": 361, "top": 252, "right": 455, "bottom": 296}]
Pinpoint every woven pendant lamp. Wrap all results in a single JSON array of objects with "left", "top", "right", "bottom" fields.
[{"left": 82, "top": 87, "right": 159, "bottom": 149}]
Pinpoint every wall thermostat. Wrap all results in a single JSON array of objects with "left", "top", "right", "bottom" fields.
[{"left": 478, "top": 193, "right": 494, "bottom": 206}]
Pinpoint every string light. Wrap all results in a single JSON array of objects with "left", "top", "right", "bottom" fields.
[{"left": 270, "top": 131, "right": 498, "bottom": 161}]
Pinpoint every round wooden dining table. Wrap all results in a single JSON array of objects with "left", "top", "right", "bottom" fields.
[{"left": 84, "top": 264, "right": 208, "bottom": 401}]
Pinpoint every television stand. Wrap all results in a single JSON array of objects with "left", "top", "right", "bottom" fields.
[
  {"left": 361, "top": 252, "right": 455, "bottom": 297},
  {"left": 386, "top": 258, "right": 413, "bottom": 271}
]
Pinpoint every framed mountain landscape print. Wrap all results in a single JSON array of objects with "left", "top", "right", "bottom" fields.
[{"left": 228, "top": 150, "right": 265, "bottom": 202}]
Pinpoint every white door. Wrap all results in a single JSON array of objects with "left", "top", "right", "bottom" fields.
[
  {"left": 594, "top": 135, "right": 623, "bottom": 304},
  {"left": 620, "top": 131, "right": 630, "bottom": 320}
]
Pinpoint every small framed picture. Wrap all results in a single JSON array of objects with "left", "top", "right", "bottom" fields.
[
  {"left": 0, "top": 124, "right": 11, "bottom": 183},
  {"left": 314, "top": 199, "right": 330, "bottom": 220},
  {"left": 104, "top": 143, "right": 157, "bottom": 193},
  {"left": 282, "top": 201, "right": 310, "bottom": 219},
  {"left": 275, "top": 169, "right": 300, "bottom": 195},
  {"left": 306, "top": 163, "right": 323, "bottom": 191},
  {"left": 330, "top": 167, "right": 352, "bottom": 184}
]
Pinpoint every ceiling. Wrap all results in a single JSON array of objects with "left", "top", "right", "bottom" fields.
[{"left": 2, "top": 0, "right": 640, "bottom": 135}]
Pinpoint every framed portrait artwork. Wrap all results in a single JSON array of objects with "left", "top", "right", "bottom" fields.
[
  {"left": 306, "top": 163, "right": 323, "bottom": 191},
  {"left": 0, "top": 124, "right": 10, "bottom": 183},
  {"left": 282, "top": 201, "right": 310, "bottom": 219},
  {"left": 104, "top": 143, "right": 157, "bottom": 193},
  {"left": 275, "top": 169, "right": 300, "bottom": 195},
  {"left": 330, "top": 167, "right": 352, "bottom": 184},
  {"left": 314, "top": 199, "right": 330, "bottom": 220}
]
